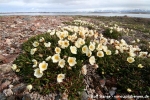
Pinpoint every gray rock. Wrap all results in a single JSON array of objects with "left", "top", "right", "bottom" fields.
[
  {"left": 55, "top": 94, "right": 61, "bottom": 100},
  {"left": 3, "top": 88, "right": 13, "bottom": 96},
  {"left": 109, "top": 90, "right": 115, "bottom": 96},
  {"left": 111, "top": 87, "right": 117, "bottom": 91},
  {"left": 12, "top": 84, "right": 26, "bottom": 94},
  {"left": 81, "top": 91, "right": 89, "bottom": 100},
  {"left": 0, "top": 93, "right": 6, "bottom": 100},
  {"left": 22, "top": 94, "right": 31, "bottom": 100},
  {"left": 0, "top": 64, "right": 12, "bottom": 73},
  {"left": 7, "top": 95, "right": 16, "bottom": 100}
]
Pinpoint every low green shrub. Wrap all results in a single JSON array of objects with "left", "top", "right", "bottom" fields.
[
  {"left": 12, "top": 21, "right": 150, "bottom": 99},
  {"left": 103, "top": 28, "right": 122, "bottom": 39}
]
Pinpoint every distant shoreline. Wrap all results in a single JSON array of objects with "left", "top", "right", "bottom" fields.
[
  {"left": 0, "top": 12, "right": 150, "bottom": 18},
  {"left": 1, "top": 12, "right": 150, "bottom": 14}
]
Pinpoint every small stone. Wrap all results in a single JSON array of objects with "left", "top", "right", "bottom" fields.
[
  {"left": 0, "top": 81, "right": 11, "bottom": 92},
  {"left": 55, "top": 94, "right": 61, "bottom": 100},
  {"left": 81, "top": 91, "right": 89, "bottom": 100},
  {"left": 111, "top": 87, "right": 117, "bottom": 91},
  {"left": 6, "top": 39, "right": 12, "bottom": 45},
  {"left": 10, "top": 24, "right": 16, "bottom": 28},
  {"left": 0, "top": 93, "right": 6, "bottom": 100},
  {"left": 7, "top": 95, "right": 16, "bottom": 100},
  {"left": 30, "top": 25, "right": 36, "bottom": 31},
  {"left": 22, "top": 94, "right": 31, "bottom": 100},
  {"left": 95, "top": 87, "right": 104, "bottom": 96},
  {"left": 12, "top": 84, "right": 26, "bottom": 94},
  {"left": 62, "top": 92, "right": 68, "bottom": 100},
  {"left": 32, "top": 93, "right": 38, "bottom": 99},
  {"left": 0, "top": 64, "right": 12, "bottom": 73},
  {"left": 40, "top": 96, "right": 44, "bottom": 100},
  {"left": 3, "top": 88, "right": 13, "bottom": 96},
  {"left": 109, "top": 90, "right": 115, "bottom": 96},
  {"left": 99, "top": 79, "right": 106, "bottom": 88}
]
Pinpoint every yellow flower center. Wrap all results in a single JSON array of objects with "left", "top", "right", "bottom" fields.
[
  {"left": 58, "top": 75, "right": 63, "bottom": 79},
  {"left": 69, "top": 59, "right": 73, "bottom": 63},
  {"left": 98, "top": 53, "right": 102, "bottom": 57},
  {"left": 55, "top": 55, "right": 59, "bottom": 60},
  {"left": 64, "top": 42, "right": 68, "bottom": 46},
  {"left": 42, "top": 64, "right": 46, "bottom": 69}
]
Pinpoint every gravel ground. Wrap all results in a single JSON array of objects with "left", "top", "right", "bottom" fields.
[
  {"left": 0, "top": 16, "right": 149, "bottom": 100},
  {"left": 0, "top": 16, "right": 103, "bottom": 100}
]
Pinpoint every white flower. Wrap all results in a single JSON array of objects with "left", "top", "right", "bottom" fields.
[
  {"left": 55, "top": 47, "right": 61, "bottom": 54},
  {"left": 45, "top": 56, "right": 51, "bottom": 61},
  {"left": 70, "top": 46, "right": 77, "bottom": 54},
  {"left": 89, "top": 42, "right": 95, "bottom": 51},
  {"left": 81, "top": 65, "right": 87, "bottom": 75},
  {"left": 57, "top": 74, "right": 65, "bottom": 83},
  {"left": 32, "top": 41, "right": 39, "bottom": 47},
  {"left": 44, "top": 42, "right": 51, "bottom": 47},
  {"left": 110, "top": 29, "right": 113, "bottom": 33},
  {"left": 136, "top": 39, "right": 140, "bottom": 42},
  {"left": 129, "top": 51, "right": 136, "bottom": 57},
  {"left": 139, "top": 52, "right": 148, "bottom": 58},
  {"left": 62, "top": 40, "right": 69, "bottom": 48},
  {"left": 82, "top": 45, "right": 88, "bottom": 54},
  {"left": 115, "top": 50, "right": 119, "bottom": 55},
  {"left": 16, "top": 69, "right": 20, "bottom": 72},
  {"left": 120, "top": 39, "right": 127, "bottom": 45},
  {"left": 89, "top": 30, "right": 94, "bottom": 37},
  {"left": 47, "top": 29, "right": 51, "bottom": 33},
  {"left": 96, "top": 44, "right": 103, "bottom": 51},
  {"left": 32, "top": 59, "right": 38, "bottom": 67},
  {"left": 102, "top": 71, "right": 105, "bottom": 74},
  {"left": 68, "top": 35, "right": 77, "bottom": 42},
  {"left": 58, "top": 59, "right": 65, "bottom": 68},
  {"left": 78, "top": 38, "right": 85, "bottom": 46},
  {"left": 58, "top": 31, "right": 68, "bottom": 39},
  {"left": 75, "top": 40, "right": 81, "bottom": 48},
  {"left": 131, "top": 40, "right": 136, "bottom": 43},
  {"left": 39, "top": 37, "right": 45, "bottom": 42},
  {"left": 89, "top": 56, "right": 95, "bottom": 65},
  {"left": 138, "top": 64, "right": 144, "bottom": 68},
  {"left": 26, "top": 84, "right": 32, "bottom": 92},
  {"left": 148, "top": 54, "right": 150, "bottom": 58},
  {"left": 58, "top": 40, "right": 63, "bottom": 46},
  {"left": 12, "top": 64, "right": 17, "bottom": 71},
  {"left": 94, "top": 64, "right": 99, "bottom": 69},
  {"left": 34, "top": 68, "right": 43, "bottom": 78},
  {"left": 97, "top": 51, "right": 104, "bottom": 57},
  {"left": 67, "top": 57, "right": 77, "bottom": 66},
  {"left": 52, "top": 54, "right": 61, "bottom": 63},
  {"left": 86, "top": 50, "right": 92, "bottom": 57},
  {"left": 50, "top": 30, "right": 55, "bottom": 35},
  {"left": 106, "top": 50, "right": 112, "bottom": 55},
  {"left": 39, "top": 61, "right": 48, "bottom": 72},
  {"left": 127, "top": 88, "right": 132, "bottom": 93},
  {"left": 30, "top": 48, "right": 37, "bottom": 55},
  {"left": 102, "top": 46, "right": 108, "bottom": 52},
  {"left": 58, "top": 32, "right": 66, "bottom": 40},
  {"left": 127, "top": 57, "right": 135, "bottom": 63}
]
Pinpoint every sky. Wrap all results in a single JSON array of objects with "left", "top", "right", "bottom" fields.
[{"left": 0, "top": 0, "right": 150, "bottom": 12}]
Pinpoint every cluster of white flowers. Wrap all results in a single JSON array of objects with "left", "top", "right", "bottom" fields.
[
  {"left": 103, "top": 23, "right": 132, "bottom": 35},
  {"left": 73, "top": 20, "right": 98, "bottom": 29},
  {"left": 12, "top": 23, "right": 150, "bottom": 92}
]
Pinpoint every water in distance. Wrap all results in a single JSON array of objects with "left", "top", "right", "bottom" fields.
[{"left": 0, "top": 12, "right": 150, "bottom": 18}]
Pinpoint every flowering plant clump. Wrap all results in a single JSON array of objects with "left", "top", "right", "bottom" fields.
[
  {"left": 64, "top": 19, "right": 99, "bottom": 30},
  {"left": 13, "top": 25, "right": 99, "bottom": 99},
  {"left": 13, "top": 20, "right": 150, "bottom": 98},
  {"left": 103, "top": 28, "right": 122, "bottom": 39}
]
